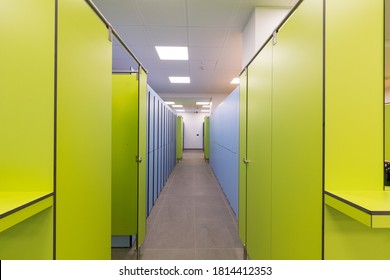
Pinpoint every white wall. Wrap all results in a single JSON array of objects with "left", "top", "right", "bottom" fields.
[
  {"left": 179, "top": 112, "right": 209, "bottom": 149},
  {"left": 242, "top": 7, "right": 290, "bottom": 67}
]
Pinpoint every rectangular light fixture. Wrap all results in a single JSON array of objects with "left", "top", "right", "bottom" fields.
[
  {"left": 165, "top": 101, "right": 175, "bottom": 105},
  {"left": 172, "top": 104, "right": 183, "bottom": 108},
  {"left": 176, "top": 109, "right": 185, "bottom": 112},
  {"left": 202, "top": 105, "right": 211, "bottom": 108},
  {"left": 169, "top": 77, "right": 190, "bottom": 84},
  {"left": 196, "top": 101, "right": 210, "bottom": 105},
  {"left": 231, "top": 77, "right": 240, "bottom": 84},
  {"left": 201, "top": 110, "right": 210, "bottom": 113},
  {"left": 155, "top": 46, "right": 188, "bottom": 60}
]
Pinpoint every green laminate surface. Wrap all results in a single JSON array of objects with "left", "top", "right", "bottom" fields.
[
  {"left": 112, "top": 74, "right": 138, "bottom": 235},
  {"left": 325, "top": 193, "right": 371, "bottom": 227},
  {"left": 325, "top": 205, "right": 390, "bottom": 259},
  {"left": 0, "top": 0, "right": 54, "bottom": 192},
  {"left": 325, "top": 190, "right": 390, "bottom": 228},
  {"left": 204, "top": 116, "right": 210, "bottom": 159},
  {"left": 324, "top": 0, "right": 386, "bottom": 260},
  {"left": 238, "top": 71, "right": 248, "bottom": 247},
  {"left": 325, "top": 0, "right": 383, "bottom": 191},
  {"left": 0, "top": 207, "right": 53, "bottom": 260},
  {"left": 327, "top": 190, "right": 390, "bottom": 212},
  {"left": 176, "top": 117, "right": 183, "bottom": 159},
  {"left": 0, "top": 192, "right": 53, "bottom": 233},
  {"left": 271, "top": 0, "right": 323, "bottom": 259},
  {"left": 246, "top": 40, "right": 273, "bottom": 260},
  {"left": 137, "top": 67, "right": 148, "bottom": 247},
  {"left": 385, "top": 104, "right": 390, "bottom": 160},
  {"left": 56, "top": 0, "right": 112, "bottom": 260}
]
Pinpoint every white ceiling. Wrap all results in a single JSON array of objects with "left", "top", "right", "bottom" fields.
[{"left": 92, "top": 0, "right": 299, "bottom": 111}]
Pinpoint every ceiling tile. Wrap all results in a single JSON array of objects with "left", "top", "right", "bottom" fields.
[
  {"left": 92, "top": 0, "right": 142, "bottom": 25},
  {"left": 114, "top": 25, "right": 151, "bottom": 46},
  {"left": 189, "top": 27, "right": 228, "bottom": 47},
  {"left": 112, "top": 58, "right": 138, "bottom": 71},
  {"left": 187, "top": 0, "right": 238, "bottom": 27},
  {"left": 135, "top": 0, "right": 186, "bottom": 26},
  {"left": 189, "top": 47, "right": 222, "bottom": 61},
  {"left": 147, "top": 26, "right": 188, "bottom": 46},
  {"left": 190, "top": 60, "right": 217, "bottom": 72},
  {"left": 112, "top": 44, "right": 132, "bottom": 59},
  {"left": 127, "top": 44, "right": 161, "bottom": 62}
]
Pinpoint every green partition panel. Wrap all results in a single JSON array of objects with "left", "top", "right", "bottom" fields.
[
  {"left": 246, "top": 40, "right": 273, "bottom": 260},
  {"left": 238, "top": 71, "right": 248, "bottom": 247},
  {"left": 271, "top": 0, "right": 323, "bottom": 259},
  {"left": 324, "top": 0, "right": 385, "bottom": 260},
  {"left": 204, "top": 116, "right": 210, "bottom": 159},
  {"left": 386, "top": 104, "right": 390, "bottom": 160},
  {"left": 325, "top": 206, "right": 390, "bottom": 259},
  {"left": 325, "top": 0, "right": 383, "bottom": 191},
  {"left": 137, "top": 67, "right": 148, "bottom": 248},
  {"left": 0, "top": 0, "right": 55, "bottom": 259},
  {"left": 0, "top": 0, "right": 54, "bottom": 193},
  {"left": 112, "top": 74, "right": 138, "bottom": 235},
  {"left": 0, "top": 208, "right": 53, "bottom": 260},
  {"left": 176, "top": 116, "right": 183, "bottom": 159},
  {"left": 56, "top": 0, "right": 112, "bottom": 259}
]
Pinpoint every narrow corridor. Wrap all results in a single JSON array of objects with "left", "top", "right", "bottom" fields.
[{"left": 112, "top": 150, "right": 244, "bottom": 260}]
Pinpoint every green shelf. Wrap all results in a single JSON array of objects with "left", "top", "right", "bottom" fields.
[
  {"left": 325, "top": 190, "right": 390, "bottom": 228},
  {"left": 0, "top": 192, "right": 53, "bottom": 233}
]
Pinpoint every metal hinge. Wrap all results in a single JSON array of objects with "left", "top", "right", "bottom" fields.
[
  {"left": 136, "top": 156, "right": 142, "bottom": 163},
  {"left": 272, "top": 31, "right": 277, "bottom": 45},
  {"left": 108, "top": 25, "right": 113, "bottom": 42},
  {"left": 243, "top": 158, "right": 250, "bottom": 164}
]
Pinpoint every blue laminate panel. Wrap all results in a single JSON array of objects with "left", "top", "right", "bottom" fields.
[{"left": 210, "top": 87, "right": 240, "bottom": 215}]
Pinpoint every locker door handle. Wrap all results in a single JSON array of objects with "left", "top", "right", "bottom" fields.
[{"left": 243, "top": 158, "right": 250, "bottom": 164}]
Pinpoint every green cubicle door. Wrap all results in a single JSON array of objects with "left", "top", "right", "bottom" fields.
[
  {"left": 271, "top": 0, "right": 323, "bottom": 259},
  {"left": 204, "top": 116, "right": 210, "bottom": 159},
  {"left": 246, "top": 40, "right": 273, "bottom": 260},
  {"left": 176, "top": 116, "right": 183, "bottom": 159},
  {"left": 112, "top": 74, "right": 138, "bottom": 235},
  {"left": 56, "top": 0, "right": 112, "bottom": 259},
  {"left": 238, "top": 70, "right": 248, "bottom": 247},
  {"left": 137, "top": 66, "right": 147, "bottom": 248}
]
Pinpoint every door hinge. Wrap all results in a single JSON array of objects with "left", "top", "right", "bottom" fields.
[
  {"left": 272, "top": 31, "right": 277, "bottom": 45},
  {"left": 136, "top": 156, "right": 143, "bottom": 163},
  {"left": 243, "top": 158, "right": 250, "bottom": 164},
  {"left": 108, "top": 25, "right": 113, "bottom": 42}
]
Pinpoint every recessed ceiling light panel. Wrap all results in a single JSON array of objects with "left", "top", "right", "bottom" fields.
[
  {"left": 169, "top": 77, "right": 190, "bottom": 84},
  {"left": 231, "top": 77, "right": 240, "bottom": 84},
  {"left": 196, "top": 101, "right": 210, "bottom": 105},
  {"left": 165, "top": 101, "right": 175, "bottom": 105},
  {"left": 172, "top": 104, "right": 183, "bottom": 108},
  {"left": 155, "top": 46, "right": 188, "bottom": 60}
]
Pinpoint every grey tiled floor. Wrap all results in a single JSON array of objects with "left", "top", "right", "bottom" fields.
[{"left": 112, "top": 150, "right": 244, "bottom": 260}]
